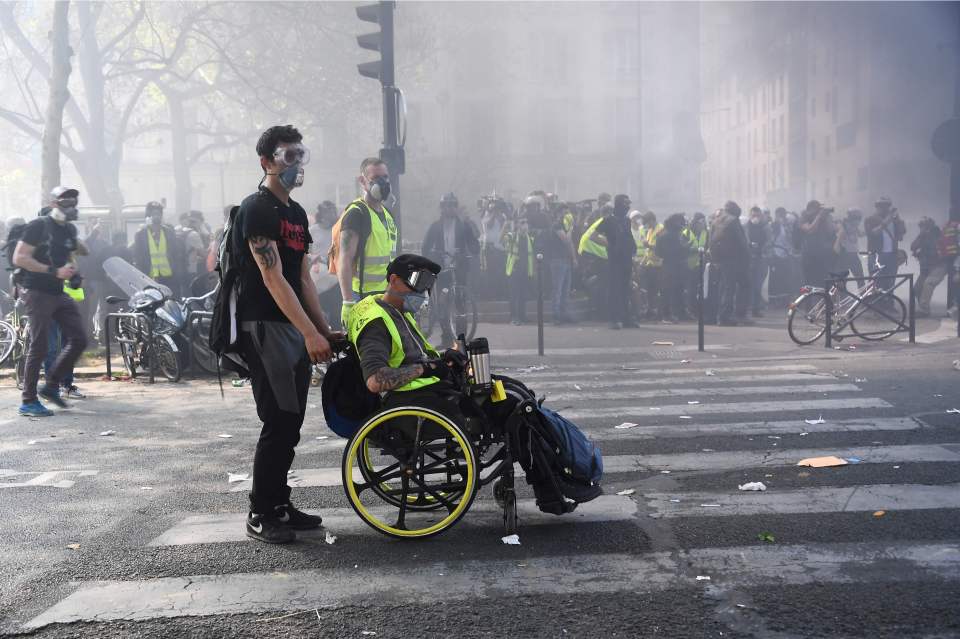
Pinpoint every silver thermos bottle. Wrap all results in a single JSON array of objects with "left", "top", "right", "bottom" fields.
[{"left": 468, "top": 337, "right": 491, "bottom": 389}]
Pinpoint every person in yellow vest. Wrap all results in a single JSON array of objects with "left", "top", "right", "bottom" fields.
[
  {"left": 348, "top": 253, "right": 521, "bottom": 429},
  {"left": 502, "top": 216, "right": 534, "bottom": 324},
  {"left": 637, "top": 211, "right": 665, "bottom": 321},
  {"left": 335, "top": 157, "right": 398, "bottom": 328},
  {"left": 683, "top": 212, "right": 709, "bottom": 317},
  {"left": 133, "top": 201, "right": 184, "bottom": 297},
  {"left": 577, "top": 210, "right": 609, "bottom": 319}
]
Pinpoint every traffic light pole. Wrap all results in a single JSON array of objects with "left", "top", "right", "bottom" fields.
[{"left": 357, "top": 0, "right": 405, "bottom": 248}]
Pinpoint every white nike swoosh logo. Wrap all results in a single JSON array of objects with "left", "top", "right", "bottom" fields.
[{"left": 249, "top": 522, "right": 263, "bottom": 533}]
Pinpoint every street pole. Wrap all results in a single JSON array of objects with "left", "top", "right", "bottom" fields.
[
  {"left": 536, "top": 253, "right": 545, "bottom": 357},
  {"left": 698, "top": 248, "right": 705, "bottom": 352}
]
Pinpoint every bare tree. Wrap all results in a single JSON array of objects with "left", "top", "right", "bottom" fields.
[{"left": 40, "top": 0, "right": 72, "bottom": 202}]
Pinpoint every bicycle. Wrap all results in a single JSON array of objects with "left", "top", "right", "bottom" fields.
[
  {"left": 417, "top": 261, "right": 478, "bottom": 344},
  {"left": 787, "top": 253, "right": 907, "bottom": 345},
  {"left": 0, "top": 290, "right": 29, "bottom": 389}
]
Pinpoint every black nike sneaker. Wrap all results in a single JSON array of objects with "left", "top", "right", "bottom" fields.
[
  {"left": 246, "top": 512, "right": 295, "bottom": 544},
  {"left": 274, "top": 503, "right": 323, "bottom": 530}
]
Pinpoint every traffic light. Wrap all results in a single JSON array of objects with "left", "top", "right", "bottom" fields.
[{"left": 356, "top": 2, "right": 394, "bottom": 86}]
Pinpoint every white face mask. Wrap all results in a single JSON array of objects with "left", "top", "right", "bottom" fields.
[{"left": 50, "top": 209, "right": 67, "bottom": 223}]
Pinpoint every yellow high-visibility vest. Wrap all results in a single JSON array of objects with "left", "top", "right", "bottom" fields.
[
  {"left": 63, "top": 283, "right": 84, "bottom": 301},
  {"left": 578, "top": 217, "right": 607, "bottom": 259},
  {"left": 147, "top": 230, "right": 173, "bottom": 278},
  {"left": 683, "top": 228, "right": 708, "bottom": 269},
  {"left": 641, "top": 224, "right": 664, "bottom": 267}
]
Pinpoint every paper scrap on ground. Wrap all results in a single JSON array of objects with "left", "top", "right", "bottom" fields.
[
  {"left": 574, "top": 384, "right": 582, "bottom": 391},
  {"left": 696, "top": 575, "right": 711, "bottom": 581},
  {"left": 27, "top": 440, "right": 38, "bottom": 445},
  {"left": 700, "top": 504, "right": 721, "bottom": 507},
  {"left": 361, "top": 632, "right": 377, "bottom": 637},
  {"left": 873, "top": 510, "right": 886, "bottom": 518},
  {"left": 517, "top": 365, "right": 550, "bottom": 373},
  {"left": 680, "top": 359, "right": 691, "bottom": 364},
  {"left": 738, "top": 482, "right": 767, "bottom": 491},
  {"left": 501, "top": 534, "right": 521, "bottom": 545},
  {"left": 660, "top": 470, "right": 671, "bottom": 474},
  {"left": 218, "top": 434, "right": 232, "bottom": 439},
  {"left": 649, "top": 407, "right": 662, "bottom": 411},
  {"left": 616, "top": 489, "right": 636, "bottom": 496},
  {"left": 797, "top": 456, "right": 847, "bottom": 468},
  {"left": 66, "top": 543, "right": 80, "bottom": 550},
  {"left": 228, "top": 473, "right": 250, "bottom": 483},
  {"left": 99, "top": 430, "right": 116, "bottom": 436},
  {"left": 804, "top": 416, "right": 826, "bottom": 425},
  {"left": 652, "top": 340, "right": 674, "bottom": 346},
  {"left": 845, "top": 457, "right": 862, "bottom": 464},
  {"left": 705, "top": 370, "right": 716, "bottom": 376},
  {"left": 679, "top": 415, "right": 692, "bottom": 420},
  {"left": 140, "top": 486, "right": 153, "bottom": 491},
  {"left": 325, "top": 531, "right": 337, "bottom": 545},
  {"left": 615, "top": 422, "right": 638, "bottom": 430},
  {"left": 316, "top": 436, "right": 329, "bottom": 440},
  {"left": 947, "top": 408, "right": 960, "bottom": 414},
  {"left": 687, "top": 401, "right": 700, "bottom": 405},
  {"left": 669, "top": 499, "right": 681, "bottom": 503}
]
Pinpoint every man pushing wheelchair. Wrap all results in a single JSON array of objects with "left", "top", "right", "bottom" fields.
[{"left": 323, "top": 253, "right": 604, "bottom": 539}]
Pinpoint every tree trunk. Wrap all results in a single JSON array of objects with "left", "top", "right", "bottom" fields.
[
  {"left": 167, "top": 91, "right": 193, "bottom": 215},
  {"left": 40, "top": 1, "right": 72, "bottom": 203}
]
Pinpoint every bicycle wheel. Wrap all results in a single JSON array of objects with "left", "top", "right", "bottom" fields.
[
  {"left": 453, "top": 296, "right": 478, "bottom": 341},
  {"left": 850, "top": 292, "right": 907, "bottom": 341},
  {"left": 0, "top": 320, "right": 16, "bottom": 366},
  {"left": 155, "top": 338, "right": 182, "bottom": 382},
  {"left": 115, "top": 318, "right": 140, "bottom": 376},
  {"left": 15, "top": 320, "right": 29, "bottom": 390},
  {"left": 787, "top": 291, "right": 828, "bottom": 345}
]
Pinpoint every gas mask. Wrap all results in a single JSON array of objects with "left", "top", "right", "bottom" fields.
[
  {"left": 271, "top": 143, "right": 310, "bottom": 191},
  {"left": 52, "top": 197, "right": 78, "bottom": 222},
  {"left": 399, "top": 290, "right": 428, "bottom": 314},
  {"left": 366, "top": 176, "right": 391, "bottom": 202}
]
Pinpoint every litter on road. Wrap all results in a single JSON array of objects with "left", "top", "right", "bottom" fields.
[
  {"left": 66, "top": 543, "right": 80, "bottom": 550},
  {"left": 217, "top": 434, "right": 233, "bottom": 439},
  {"left": 679, "top": 415, "right": 693, "bottom": 420},
  {"left": 616, "top": 489, "right": 636, "bottom": 496},
  {"left": 316, "top": 436, "right": 329, "bottom": 440},
  {"left": 99, "top": 430, "right": 116, "bottom": 436},
  {"left": 501, "top": 534, "right": 521, "bottom": 545},
  {"left": 696, "top": 575, "right": 711, "bottom": 581},
  {"left": 652, "top": 340, "right": 674, "bottom": 346},
  {"left": 804, "top": 416, "right": 826, "bottom": 425},
  {"left": 227, "top": 472, "right": 250, "bottom": 483},
  {"left": 738, "top": 482, "right": 767, "bottom": 491},
  {"left": 873, "top": 511, "right": 886, "bottom": 518},
  {"left": 946, "top": 408, "right": 960, "bottom": 414},
  {"left": 325, "top": 531, "right": 337, "bottom": 545},
  {"left": 757, "top": 532, "right": 776, "bottom": 542},
  {"left": 705, "top": 370, "right": 716, "bottom": 376},
  {"left": 797, "top": 456, "right": 848, "bottom": 468},
  {"left": 614, "top": 422, "right": 638, "bottom": 430},
  {"left": 680, "top": 359, "right": 692, "bottom": 364},
  {"left": 687, "top": 400, "right": 700, "bottom": 405},
  {"left": 574, "top": 384, "right": 582, "bottom": 391},
  {"left": 846, "top": 457, "right": 863, "bottom": 464}
]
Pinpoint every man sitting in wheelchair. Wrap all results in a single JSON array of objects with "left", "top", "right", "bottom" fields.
[{"left": 328, "top": 253, "right": 603, "bottom": 539}]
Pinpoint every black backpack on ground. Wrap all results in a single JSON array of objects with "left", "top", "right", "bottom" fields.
[{"left": 499, "top": 375, "right": 604, "bottom": 515}]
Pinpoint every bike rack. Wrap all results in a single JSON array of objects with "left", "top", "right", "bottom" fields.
[
  {"left": 823, "top": 273, "right": 915, "bottom": 348},
  {"left": 104, "top": 312, "right": 156, "bottom": 383}
]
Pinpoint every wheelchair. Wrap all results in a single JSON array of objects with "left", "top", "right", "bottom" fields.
[{"left": 338, "top": 336, "right": 536, "bottom": 540}]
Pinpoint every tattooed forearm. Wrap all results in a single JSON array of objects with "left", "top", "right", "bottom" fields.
[
  {"left": 249, "top": 236, "right": 278, "bottom": 270},
  {"left": 340, "top": 228, "right": 358, "bottom": 257},
  {"left": 370, "top": 363, "right": 424, "bottom": 392}
]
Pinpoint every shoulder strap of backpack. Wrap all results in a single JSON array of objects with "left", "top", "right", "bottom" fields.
[{"left": 345, "top": 200, "right": 373, "bottom": 295}]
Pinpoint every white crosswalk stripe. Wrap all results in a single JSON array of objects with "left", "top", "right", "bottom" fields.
[{"left": 22, "top": 358, "right": 960, "bottom": 630}]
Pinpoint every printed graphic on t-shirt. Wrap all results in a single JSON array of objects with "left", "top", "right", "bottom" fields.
[{"left": 280, "top": 218, "right": 306, "bottom": 252}]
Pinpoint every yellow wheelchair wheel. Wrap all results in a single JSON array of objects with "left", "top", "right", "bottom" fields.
[{"left": 343, "top": 406, "right": 478, "bottom": 539}]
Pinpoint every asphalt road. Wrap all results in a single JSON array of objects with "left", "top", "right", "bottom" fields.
[{"left": 1, "top": 317, "right": 958, "bottom": 638}]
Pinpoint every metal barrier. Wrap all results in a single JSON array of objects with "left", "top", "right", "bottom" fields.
[
  {"left": 104, "top": 312, "right": 156, "bottom": 383},
  {"left": 823, "top": 273, "right": 915, "bottom": 348}
]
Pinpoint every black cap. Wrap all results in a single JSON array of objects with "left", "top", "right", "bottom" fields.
[
  {"left": 386, "top": 253, "right": 441, "bottom": 281},
  {"left": 146, "top": 201, "right": 164, "bottom": 215}
]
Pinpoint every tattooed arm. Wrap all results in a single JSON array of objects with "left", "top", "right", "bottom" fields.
[
  {"left": 366, "top": 364, "right": 426, "bottom": 394},
  {"left": 248, "top": 236, "right": 331, "bottom": 362}
]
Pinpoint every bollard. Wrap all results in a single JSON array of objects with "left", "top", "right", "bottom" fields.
[
  {"left": 697, "top": 248, "right": 705, "bottom": 352},
  {"left": 824, "top": 279, "right": 833, "bottom": 349},
  {"left": 908, "top": 273, "right": 916, "bottom": 344},
  {"left": 536, "top": 253, "right": 544, "bottom": 357}
]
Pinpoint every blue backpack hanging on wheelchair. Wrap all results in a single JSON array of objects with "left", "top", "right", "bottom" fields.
[
  {"left": 500, "top": 376, "right": 604, "bottom": 515},
  {"left": 321, "top": 344, "right": 380, "bottom": 438}
]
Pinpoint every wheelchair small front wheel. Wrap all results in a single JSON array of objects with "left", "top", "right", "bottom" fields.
[{"left": 343, "top": 406, "right": 478, "bottom": 539}]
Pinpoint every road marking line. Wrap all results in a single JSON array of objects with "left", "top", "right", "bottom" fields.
[
  {"left": 644, "top": 482, "right": 960, "bottom": 518},
  {"left": 581, "top": 416, "right": 921, "bottom": 440},
  {"left": 150, "top": 495, "right": 637, "bottom": 546},
  {"left": 229, "top": 441, "right": 952, "bottom": 491},
  {"left": 495, "top": 344, "right": 733, "bottom": 358},
  {"left": 545, "top": 383, "right": 860, "bottom": 402},
  {"left": 25, "top": 541, "right": 960, "bottom": 628},
  {"left": 506, "top": 363, "right": 819, "bottom": 379},
  {"left": 561, "top": 397, "right": 891, "bottom": 420},
  {"left": 531, "top": 372, "right": 832, "bottom": 391},
  {"left": 0, "top": 469, "right": 98, "bottom": 489}
]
